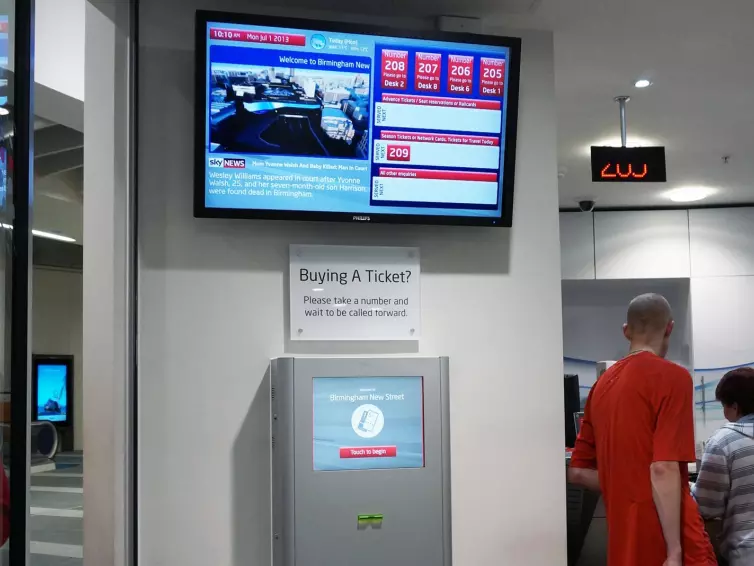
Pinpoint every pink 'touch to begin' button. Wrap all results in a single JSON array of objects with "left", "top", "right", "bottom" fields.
[{"left": 339, "top": 446, "right": 397, "bottom": 459}]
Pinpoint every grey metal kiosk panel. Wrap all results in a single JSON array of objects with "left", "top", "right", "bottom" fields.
[{"left": 271, "top": 357, "right": 451, "bottom": 566}]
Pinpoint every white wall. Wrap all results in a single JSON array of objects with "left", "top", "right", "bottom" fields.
[
  {"left": 36, "top": 0, "right": 85, "bottom": 103},
  {"left": 593, "top": 210, "right": 690, "bottom": 279},
  {"left": 36, "top": 175, "right": 84, "bottom": 244},
  {"left": 559, "top": 212, "right": 594, "bottom": 280},
  {"left": 137, "top": 2, "right": 565, "bottom": 564},
  {"left": 561, "top": 210, "right": 692, "bottom": 280},
  {"left": 6, "top": 1, "right": 85, "bottom": 129},
  {"left": 32, "top": 267, "right": 84, "bottom": 450},
  {"left": 83, "top": 1, "right": 134, "bottom": 564},
  {"left": 561, "top": 207, "right": 754, "bottom": 281},
  {"left": 689, "top": 208, "right": 754, "bottom": 277},
  {"left": 691, "top": 277, "right": 754, "bottom": 441},
  {"left": 32, "top": 0, "right": 86, "bottom": 131}
]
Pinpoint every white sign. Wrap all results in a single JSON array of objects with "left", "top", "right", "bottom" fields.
[{"left": 289, "top": 245, "right": 420, "bottom": 341}]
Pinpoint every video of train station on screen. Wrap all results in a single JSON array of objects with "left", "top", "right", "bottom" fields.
[{"left": 210, "top": 63, "right": 370, "bottom": 160}]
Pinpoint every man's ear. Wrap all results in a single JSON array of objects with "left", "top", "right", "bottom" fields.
[
  {"left": 665, "top": 320, "right": 675, "bottom": 338},
  {"left": 623, "top": 323, "right": 630, "bottom": 341}
]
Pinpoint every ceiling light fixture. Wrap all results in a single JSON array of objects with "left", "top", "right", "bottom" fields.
[
  {"left": 634, "top": 79, "right": 652, "bottom": 88},
  {"left": 663, "top": 186, "right": 718, "bottom": 203},
  {"left": 32, "top": 230, "right": 77, "bottom": 243},
  {"left": 0, "top": 223, "right": 76, "bottom": 243}
]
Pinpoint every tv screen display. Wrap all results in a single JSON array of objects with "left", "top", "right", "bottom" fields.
[
  {"left": 35, "top": 363, "right": 70, "bottom": 424},
  {"left": 312, "top": 376, "right": 424, "bottom": 471},
  {"left": 195, "top": 11, "right": 521, "bottom": 226},
  {"left": 0, "top": 15, "right": 8, "bottom": 106}
]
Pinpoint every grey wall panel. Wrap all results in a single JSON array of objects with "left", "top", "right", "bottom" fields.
[
  {"left": 689, "top": 208, "right": 754, "bottom": 277},
  {"left": 560, "top": 212, "right": 595, "bottom": 280},
  {"left": 594, "top": 210, "right": 690, "bottom": 279}
]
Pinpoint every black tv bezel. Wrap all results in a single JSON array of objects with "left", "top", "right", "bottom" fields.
[
  {"left": 194, "top": 10, "right": 522, "bottom": 227},
  {"left": 32, "top": 354, "right": 74, "bottom": 427}
]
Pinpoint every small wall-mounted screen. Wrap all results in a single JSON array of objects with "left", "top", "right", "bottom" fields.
[
  {"left": 195, "top": 12, "right": 521, "bottom": 226},
  {"left": 36, "top": 364, "right": 69, "bottom": 423},
  {"left": 313, "top": 376, "right": 424, "bottom": 471}
]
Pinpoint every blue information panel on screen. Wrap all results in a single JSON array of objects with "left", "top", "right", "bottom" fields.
[
  {"left": 199, "top": 16, "right": 519, "bottom": 225},
  {"left": 0, "top": 15, "right": 7, "bottom": 106},
  {"left": 313, "top": 376, "right": 424, "bottom": 471},
  {"left": 36, "top": 364, "right": 69, "bottom": 423}
]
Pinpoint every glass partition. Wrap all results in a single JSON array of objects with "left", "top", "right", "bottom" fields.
[{"left": 0, "top": 0, "right": 34, "bottom": 564}]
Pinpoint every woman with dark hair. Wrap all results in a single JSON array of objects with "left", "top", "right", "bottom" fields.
[{"left": 693, "top": 367, "right": 754, "bottom": 566}]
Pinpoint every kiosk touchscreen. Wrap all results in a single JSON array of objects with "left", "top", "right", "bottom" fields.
[{"left": 270, "top": 357, "right": 451, "bottom": 566}]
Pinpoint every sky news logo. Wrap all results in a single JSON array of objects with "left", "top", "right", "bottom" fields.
[{"left": 208, "top": 157, "right": 246, "bottom": 169}]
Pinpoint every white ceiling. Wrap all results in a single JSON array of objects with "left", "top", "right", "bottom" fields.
[
  {"left": 497, "top": 0, "right": 754, "bottom": 208},
  {"left": 34, "top": 122, "right": 83, "bottom": 243}
]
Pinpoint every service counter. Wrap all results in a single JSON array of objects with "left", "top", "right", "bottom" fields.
[{"left": 565, "top": 455, "right": 605, "bottom": 566}]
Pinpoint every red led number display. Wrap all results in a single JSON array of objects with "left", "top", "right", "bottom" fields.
[
  {"left": 381, "top": 49, "right": 409, "bottom": 91},
  {"left": 590, "top": 147, "right": 667, "bottom": 183},
  {"left": 600, "top": 163, "right": 648, "bottom": 179}
]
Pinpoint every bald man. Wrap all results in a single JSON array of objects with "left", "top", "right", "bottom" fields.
[{"left": 568, "top": 294, "right": 716, "bottom": 566}]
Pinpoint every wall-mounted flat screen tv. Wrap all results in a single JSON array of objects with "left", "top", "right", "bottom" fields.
[
  {"left": 195, "top": 11, "right": 521, "bottom": 226},
  {"left": 32, "top": 355, "right": 73, "bottom": 425}
]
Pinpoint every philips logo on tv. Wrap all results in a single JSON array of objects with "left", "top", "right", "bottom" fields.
[{"left": 209, "top": 157, "right": 246, "bottom": 169}]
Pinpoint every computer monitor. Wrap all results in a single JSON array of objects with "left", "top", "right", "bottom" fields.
[
  {"left": 573, "top": 412, "right": 585, "bottom": 437},
  {"left": 564, "top": 374, "right": 580, "bottom": 448}
]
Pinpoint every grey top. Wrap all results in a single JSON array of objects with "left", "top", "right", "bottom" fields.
[{"left": 692, "top": 414, "right": 754, "bottom": 566}]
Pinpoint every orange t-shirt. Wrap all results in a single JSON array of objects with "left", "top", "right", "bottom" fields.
[{"left": 570, "top": 352, "right": 716, "bottom": 566}]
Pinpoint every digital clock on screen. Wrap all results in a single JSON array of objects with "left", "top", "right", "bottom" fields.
[{"left": 590, "top": 146, "right": 667, "bottom": 183}]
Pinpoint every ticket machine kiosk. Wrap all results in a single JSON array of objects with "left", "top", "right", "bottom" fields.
[{"left": 270, "top": 357, "right": 452, "bottom": 566}]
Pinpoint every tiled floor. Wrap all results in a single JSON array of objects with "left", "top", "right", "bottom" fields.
[{"left": 29, "top": 453, "right": 83, "bottom": 566}]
